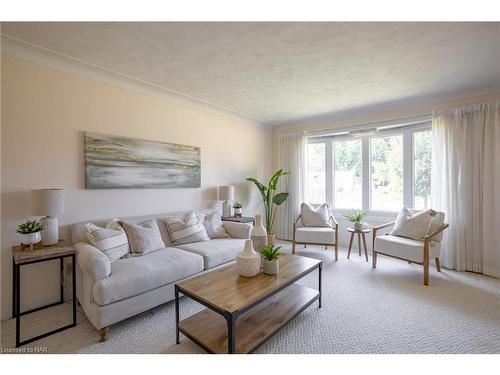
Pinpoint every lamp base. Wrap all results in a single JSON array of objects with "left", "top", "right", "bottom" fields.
[
  {"left": 40, "top": 216, "right": 59, "bottom": 246},
  {"left": 222, "top": 201, "right": 233, "bottom": 217}
]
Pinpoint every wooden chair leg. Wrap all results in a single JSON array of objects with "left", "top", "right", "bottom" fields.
[
  {"left": 372, "top": 251, "right": 377, "bottom": 268},
  {"left": 304, "top": 244, "right": 307, "bottom": 248},
  {"left": 423, "top": 243, "right": 430, "bottom": 286},
  {"left": 435, "top": 257, "right": 441, "bottom": 272},
  {"left": 347, "top": 233, "right": 354, "bottom": 259},
  {"left": 292, "top": 241, "right": 296, "bottom": 255},
  {"left": 357, "top": 233, "right": 362, "bottom": 256},
  {"left": 98, "top": 327, "right": 109, "bottom": 342},
  {"left": 334, "top": 242, "right": 338, "bottom": 261},
  {"left": 362, "top": 233, "right": 368, "bottom": 262}
]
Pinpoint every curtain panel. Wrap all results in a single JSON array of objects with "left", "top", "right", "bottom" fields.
[
  {"left": 275, "top": 131, "right": 306, "bottom": 240},
  {"left": 432, "top": 101, "right": 500, "bottom": 277}
]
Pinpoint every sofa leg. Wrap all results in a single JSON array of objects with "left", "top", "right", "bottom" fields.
[
  {"left": 325, "top": 245, "right": 327, "bottom": 250},
  {"left": 435, "top": 257, "right": 441, "bottom": 272},
  {"left": 304, "top": 244, "right": 307, "bottom": 248},
  {"left": 98, "top": 327, "right": 109, "bottom": 342},
  {"left": 372, "top": 251, "right": 377, "bottom": 268}
]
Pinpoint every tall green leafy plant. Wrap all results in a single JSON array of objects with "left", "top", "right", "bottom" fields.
[{"left": 246, "top": 169, "right": 290, "bottom": 234}]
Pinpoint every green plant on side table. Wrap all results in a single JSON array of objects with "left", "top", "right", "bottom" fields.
[
  {"left": 233, "top": 201, "right": 243, "bottom": 217},
  {"left": 246, "top": 169, "right": 290, "bottom": 245},
  {"left": 260, "top": 244, "right": 281, "bottom": 275},
  {"left": 343, "top": 210, "right": 367, "bottom": 231},
  {"left": 16, "top": 219, "right": 44, "bottom": 247}
]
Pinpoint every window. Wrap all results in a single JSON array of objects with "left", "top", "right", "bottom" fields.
[
  {"left": 306, "top": 142, "right": 326, "bottom": 204},
  {"left": 334, "top": 139, "right": 362, "bottom": 209},
  {"left": 370, "top": 135, "right": 403, "bottom": 211},
  {"left": 413, "top": 130, "right": 432, "bottom": 210},
  {"left": 305, "top": 121, "right": 432, "bottom": 212}
]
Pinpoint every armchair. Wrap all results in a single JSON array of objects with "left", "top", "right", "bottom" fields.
[
  {"left": 372, "top": 211, "right": 449, "bottom": 286},
  {"left": 292, "top": 211, "right": 339, "bottom": 261}
]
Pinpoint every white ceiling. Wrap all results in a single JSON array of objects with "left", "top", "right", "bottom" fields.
[{"left": 2, "top": 22, "right": 500, "bottom": 126}]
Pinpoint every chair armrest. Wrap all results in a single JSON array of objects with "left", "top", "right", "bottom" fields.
[
  {"left": 330, "top": 215, "right": 338, "bottom": 228},
  {"left": 75, "top": 242, "right": 111, "bottom": 282},
  {"left": 222, "top": 221, "right": 252, "bottom": 239},
  {"left": 424, "top": 223, "right": 449, "bottom": 242},
  {"left": 373, "top": 221, "right": 396, "bottom": 236},
  {"left": 295, "top": 214, "right": 302, "bottom": 224}
]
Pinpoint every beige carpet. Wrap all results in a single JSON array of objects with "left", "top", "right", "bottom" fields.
[{"left": 2, "top": 243, "right": 500, "bottom": 354}]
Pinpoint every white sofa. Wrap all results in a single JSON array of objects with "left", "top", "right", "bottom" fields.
[{"left": 70, "top": 209, "right": 251, "bottom": 342}]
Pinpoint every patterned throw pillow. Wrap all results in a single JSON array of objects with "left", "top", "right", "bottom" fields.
[
  {"left": 121, "top": 220, "right": 166, "bottom": 255},
  {"left": 391, "top": 207, "right": 436, "bottom": 240},
  {"left": 300, "top": 203, "right": 331, "bottom": 227},
  {"left": 198, "top": 211, "right": 229, "bottom": 239},
  {"left": 164, "top": 211, "right": 210, "bottom": 245},
  {"left": 86, "top": 219, "right": 130, "bottom": 262}
]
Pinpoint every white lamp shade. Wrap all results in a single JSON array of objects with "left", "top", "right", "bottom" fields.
[
  {"left": 218, "top": 185, "right": 234, "bottom": 201},
  {"left": 31, "top": 189, "right": 65, "bottom": 216}
]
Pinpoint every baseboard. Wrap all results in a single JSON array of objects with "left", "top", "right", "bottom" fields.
[{"left": 483, "top": 266, "right": 500, "bottom": 279}]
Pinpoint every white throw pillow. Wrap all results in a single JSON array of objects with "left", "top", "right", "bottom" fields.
[
  {"left": 164, "top": 211, "right": 210, "bottom": 245},
  {"left": 390, "top": 207, "right": 435, "bottom": 240},
  {"left": 122, "top": 220, "right": 166, "bottom": 255},
  {"left": 301, "top": 203, "right": 331, "bottom": 227},
  {"left": 86, "top": 219, "right": 130, "bottom": 262},
  {"left": 198, "top": 211, "right": 229, "bottom": 239}
]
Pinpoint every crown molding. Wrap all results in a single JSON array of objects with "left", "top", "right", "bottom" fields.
[{"left": 1, "top": 34, "right": 268, "bottom": 129}]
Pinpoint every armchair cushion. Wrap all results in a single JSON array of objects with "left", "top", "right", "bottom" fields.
[
  {"left": 295, "top": 227, "right": 336, "bottom": 244},
  {"left": 390, "top": 207, "right": 435, "bottom": 240},
  {"left": 375, "top": 235, "right": 441, "bottom": 263},
  {"left": 300, "top": 203, "right": 331, "bottom": 227}
]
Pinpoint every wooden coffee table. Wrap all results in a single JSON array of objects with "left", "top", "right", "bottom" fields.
[{"left": 175, "top": 254, "right": 322, "bottom": 354}]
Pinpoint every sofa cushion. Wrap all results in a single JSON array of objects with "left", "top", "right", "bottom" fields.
[
  {"left": 295, "top": 227, "right": 336, "bottom": 244},
  {"left": 92, "top": 247, "right": 203, "bottom": 305},
  {"left": 174, "top": 238, "right": 246, "bottom": 269},
  {"left": 198, "top": 211, "right": 229, "bottom": 239},
  {"left": 122, "top": 220, "right": 166, "bottom": 255},
  {"left": 164, "top": 211, "right": 210, "bottom": 245},
  {"left": 375, "top": 235, "right": 441, "bottom": 263}
]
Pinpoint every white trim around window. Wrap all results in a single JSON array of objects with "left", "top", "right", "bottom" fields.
[{"left": 306, "top": 121, "right": 432, "bottom": 215}]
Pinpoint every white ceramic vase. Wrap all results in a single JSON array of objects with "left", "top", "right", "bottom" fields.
[
  {"left": 354, "top": 222, "right": 364, "bottom": 231},
  {"left": 236, "top": 239, "right": 261, "bottom": 277},
  {"left": 251, "top": 214, "right": 268, "bottom": 253},
  {"left": 263, "top": 259, "right": 279, "bottom": 275},
  {"left": 20, "top": 231, "right": 41, "bottom": 246}
]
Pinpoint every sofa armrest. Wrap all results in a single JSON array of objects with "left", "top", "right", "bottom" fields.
[
  {"left": 75, "top": 242, "right": 111, "bottom": 281},
  {"left": 222, "top": 221, "right": 252, "bottom": 239}
]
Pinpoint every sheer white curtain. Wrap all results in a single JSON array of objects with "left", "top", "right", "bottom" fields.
[
  {"left": 275, "top": 131, "right": 306, "bottom": 240},
  {"left": 432, "top": 101, "right": 500, "bottom": 277}
]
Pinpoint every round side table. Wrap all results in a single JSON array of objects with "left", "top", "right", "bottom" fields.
[{"left": 347, "top": 227, "right": 370, "bottom": 262}]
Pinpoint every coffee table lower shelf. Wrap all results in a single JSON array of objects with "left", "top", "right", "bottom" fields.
[{"left": 178, "top": 284, "right": 319, "bottom": 354}]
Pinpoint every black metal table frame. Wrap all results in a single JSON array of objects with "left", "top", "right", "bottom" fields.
[
  {"left": 12, "top": 253, "right": 77, "bottom": 348},
  {"left": 175, "top": 261, "right": 322, "bottom": 354}
]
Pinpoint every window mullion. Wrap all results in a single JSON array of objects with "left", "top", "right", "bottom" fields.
[
  {"left": 326, "top": 139, "right": 334, "bottom": 207},
  {"left": 362, "top": 136, "right": 370, "bottom": 211},
  {"left": 403, "top": 129, "right": 413, "bottom": 208}
]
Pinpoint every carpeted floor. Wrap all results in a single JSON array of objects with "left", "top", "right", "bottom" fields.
[{"left": 2, "top": 243, "right": 500, "bottom": 354}]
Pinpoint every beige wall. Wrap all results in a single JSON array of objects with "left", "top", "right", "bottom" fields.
[{"left": 0, "top": 54, "right": 272, "bottom": 320}]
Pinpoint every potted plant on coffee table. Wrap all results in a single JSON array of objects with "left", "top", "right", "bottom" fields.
[
  {"left": 246, "top": 169, "right": 290, "bottom": 245},
  {"left": 260, "top": 244, "right": 281, "bottom": 275},
  {"left": 343, "top": 210, "right": 367, "bottom": 231},
  {"left": 16, "top": 219, "right": 44, "bottom": 249}
]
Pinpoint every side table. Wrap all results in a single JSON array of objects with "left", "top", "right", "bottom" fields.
[
  {"left": 12, "top": 241, "right": 76, "bottom": 347},
  {"left": 221, "top": 216, "right": 255, "bottom": 226},
  {"left": 347, "top": 228, "right": 370, "bottom": 262}
]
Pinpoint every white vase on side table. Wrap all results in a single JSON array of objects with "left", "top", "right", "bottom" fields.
[
  {"left": 251, "top": 214, "right": 268, "bottom": 253},
  {"left": 236, "top": 240, "right": 261, "bottom": 277}
]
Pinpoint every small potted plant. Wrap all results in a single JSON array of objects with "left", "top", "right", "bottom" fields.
[
  {"left": 343, "top": 210, "right": 367, "bottom": 231},
  {"left": 260, "top": 244, "right": 281, "bottom": 275},
  {"left": 16, "top": 219, "right": 44, "bottom": 247},
  {"left": 233, "top": 201, "right": 243, "bottom": 217}
]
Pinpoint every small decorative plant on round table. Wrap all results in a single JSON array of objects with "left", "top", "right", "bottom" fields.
[
  {"left": 260, "top": 244, "right": 281, "bottom": 275},
  {"left": 233, "top": 201, "right": 243, "bottom": 217},
  {"left": 343, "top": 210, "right": 367, "bottom": 231},
  {"left": 16, "top": 219, "right": 44, "bottom": 249}
]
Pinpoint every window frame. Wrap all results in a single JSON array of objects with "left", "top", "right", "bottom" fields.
[{"left": 305, "top": 121, "right": 431, "bottom": 215}]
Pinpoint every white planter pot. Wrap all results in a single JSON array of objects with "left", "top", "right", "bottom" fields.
[
  {"left": 354, "top": 222, "right": 364, "bottom": 231},
  {"left": 234, "top": 207, "right": 242, "bottom": 217},
  {"left": 20, "top": 231, "right": 41, "bottom": 246},
  {"left": 236, "top": 239, "right": 261, "bottom": 277},
  {"left": 263, "top": 259, "right": 279, "bottom": 275}
]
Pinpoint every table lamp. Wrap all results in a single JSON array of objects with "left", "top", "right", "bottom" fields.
[
  {"left": 31, "top": 189, "right": 65, "bottom": 246},
  {"left": 218, "top": 186, "right": 234, "bottom": 217}
]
